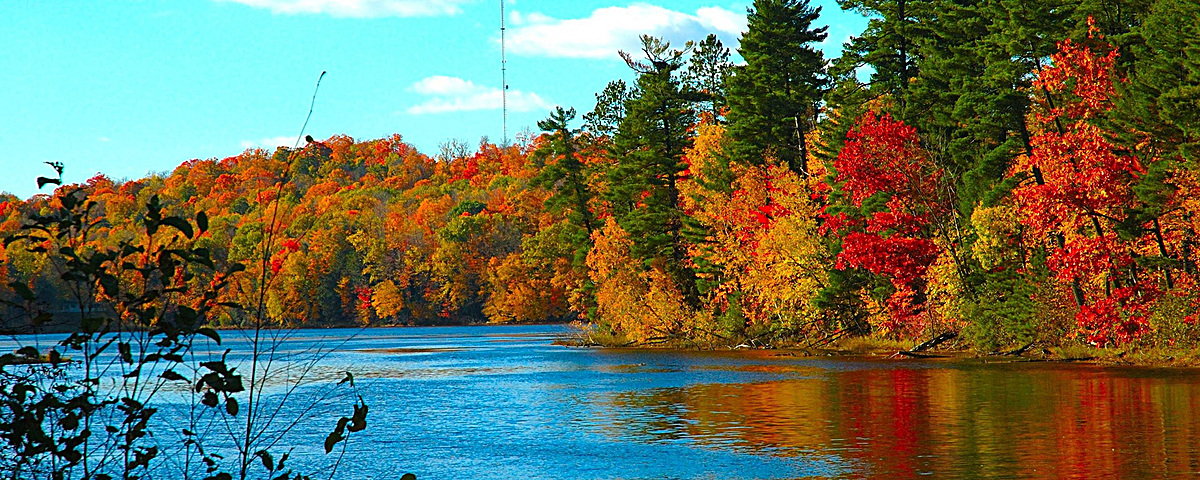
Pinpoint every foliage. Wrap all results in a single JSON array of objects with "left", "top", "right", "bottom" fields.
[
  {"left": 726, "top": 0, "right": 829, "bottom": 176},
  {"left": 822, "top": 112, "right": 948, "bottom": 335},
  {"left": 0, "top": 188, "right": 363, "bottom": 479},
  {"left": 5, "top": 2, "right": 1200, "bottom": 353}
]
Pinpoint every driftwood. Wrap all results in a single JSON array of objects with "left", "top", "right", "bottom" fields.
[
  {"left": 909, "top": 331, "right": 957, "bottom": 352},
  {"left": 888, "top": 331, "right": 957, "bottom": 359},
  {"left": 986, "top": 341, "right": 1038, "bottom": 356},
  {"left": 893, "top": 350, "right": 948, "bottom": 359},
  {"left": 804, "top": 328, "right": 849, "bottom": 350},
  {"left": 1003, "top": 340, "right": 1041, "bottom": 355}
]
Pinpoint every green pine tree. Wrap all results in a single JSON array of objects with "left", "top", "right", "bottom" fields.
[
  {"left": 534, "top": 107, "right": 595, "bottom": 236},
  {"left": 607, "top": 35, "right": 701, "bottom": 307},
  {"left": 583, "top": 79, "right": 632, "bottom": 140},
  {"left": 684, "top": 34, "right": 735, "bottom": 121},
  {"left": 833, "top": 0, "right": 927, "bottom": 112},
  {"left": 726, "top": 0, "right": 829, "bottom": 176}
]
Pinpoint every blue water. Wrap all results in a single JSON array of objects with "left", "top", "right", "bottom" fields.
[
  {"left": 6, "top": 324, "right": 1200, "bottom": 479},
  {"left": 258, "top": 325, "right": 846, "bottom": 479}
]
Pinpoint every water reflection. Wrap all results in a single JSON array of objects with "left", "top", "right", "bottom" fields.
[
  {"left": 597, "top": 359, "right": 1200, "bottom": 479},
  {"left": 6, "top": 325, "right": 1199, "bottom": 479}
]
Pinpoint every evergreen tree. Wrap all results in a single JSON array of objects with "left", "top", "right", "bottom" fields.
[
  {"left": 1110, "top": 0, "right": 1200, "bottom": 285},
  {"left": 534, "top": 107, "right": 595, "bottom": 236},
  {"left": 833, "top": 0, "right": 926, "bottom": 112},
  {"left": 583, "top": 80, "right": 632, "bottom": 140},
  {"left": 1114, "top": 0, "right": 1200, "bottom": 162},
  {"left": 969, "top": 0, "right": 1075, "bottom": 203},
  {"left": 726, "top": 0, "right": 829, "bottom": 176},
  {"left": 607, "top": 35, "right": 701, "bottom": 307},
  {"left": 684, "top": 34, "right": 734, "bottom": 121}
]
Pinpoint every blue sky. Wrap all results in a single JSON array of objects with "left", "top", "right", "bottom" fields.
[{"left": 1, "top": 0, "right": 867, "bottom": 199}]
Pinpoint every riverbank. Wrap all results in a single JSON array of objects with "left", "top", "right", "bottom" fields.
[
  {"left": 823, "top": 337, "right": 1200, "bottom": 368},
  {"left": 559, "top": 328, "right": 1200, "bottom": 368}
]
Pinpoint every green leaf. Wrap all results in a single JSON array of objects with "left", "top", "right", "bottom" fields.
[
  {"left": 197, "top": 327, "right": 222, "bottom": 345},
  {"left": 161, "top": 370, "right": 187, "bottom": 382},
  {"left": 3, "top": 234, "right": 31, "bottom": 248},
  {"left": 196, "top": 211, "right": 209, "bottom": 233},
  {"left": 118, "top": 342, "right": 133, "bottom": 364},
  {"left": 99, "top": 275, "right": 119, "bottom": 297},
  {"left": 146, "top": 195, "right": 163, "bottom": 220},
  {"left": 348, "top": 403, "right": 368, "bottom": 432},
  {"left": 60, "top": 413, "right": 79, "bottom": 430},
  {"left": 225, "top": 396, "right": 239, "bottom": 416},
  {"left": 7, "top": 282, "right": 34, "bottom": 301},
  {"left": 324, "top": 417, "right": 350, "bottom": 453},
  {"left": 162, "top": 216, "right": 195, "bottom": 238},
  {"left": 82, "top": 315, "right": 105, "bottom": 333},
  {"left": 257, "top": 450, "right": 274, "bottom": 471}
]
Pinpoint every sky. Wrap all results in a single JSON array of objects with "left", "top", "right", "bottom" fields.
[{"left": 1, "top": 0, "right": 868, "bottom": 200}]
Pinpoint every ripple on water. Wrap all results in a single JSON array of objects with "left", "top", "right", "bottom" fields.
[{"left": 10, "top": 324, "right": 1200, "bottom": 479}]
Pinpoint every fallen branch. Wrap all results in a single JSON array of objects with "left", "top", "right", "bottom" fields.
[
  {"left": 804, "top": 328, "right": 847, "bottom": 350},
  {"left": 986, "top": 341, "right": 1038, "bottom": 356},
  {"left": 910, "top": 332, "right": 957, "bottom": 352},
  {"left": 893, "top": 350, "right": 948, "bottom": 359},
  {"left": 1003, "top": 341, "right": 1037, "bottom": 356}
]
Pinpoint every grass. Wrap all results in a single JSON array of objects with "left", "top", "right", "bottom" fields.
[
  {"left": 827, "top": 336, "right": 915, "bottom": 354},
  {"left": 1039, "top": 343, "right": 1200, "bottom": 367}
]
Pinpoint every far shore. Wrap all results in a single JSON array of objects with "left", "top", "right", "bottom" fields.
[{"left": 8, "top": 321, "right": 1200, "bottom": 368}]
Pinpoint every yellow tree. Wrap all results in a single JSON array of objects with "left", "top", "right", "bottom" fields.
[{"left": 680, "top": 122, "right": 829, "bottom": 341}]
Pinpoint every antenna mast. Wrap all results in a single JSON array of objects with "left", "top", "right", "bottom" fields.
[{"left": 500, "top": 0, "right": 508, "bottom": 145}]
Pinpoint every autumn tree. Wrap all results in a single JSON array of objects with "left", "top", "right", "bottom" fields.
[
  {"left": 681, "top": 122, "right": 830, "bottom": 341},
  {"left": 1013, "top": 26, "right": 1185, "bottom": 346},
  {"left": 821, "top": 112, "right": 947, "bottom": 335}
]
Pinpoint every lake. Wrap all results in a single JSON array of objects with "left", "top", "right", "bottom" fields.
[{"left": 6, "top": 324, "right": 1200, "bottom": 479}]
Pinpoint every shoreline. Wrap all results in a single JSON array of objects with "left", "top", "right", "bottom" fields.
[
  {"left": 8, "top": 321, "right": 1199, "bottom": 369},
  {"left": 558, "top": 332, "right": 1200, "bottom": 369}
]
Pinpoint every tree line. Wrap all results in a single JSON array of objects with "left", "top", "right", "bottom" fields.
[{"left": 4, "top": 0, "right": 1200, "bottom": 350}]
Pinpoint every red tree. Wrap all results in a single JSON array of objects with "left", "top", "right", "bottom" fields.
[
  {"left": 1015, "top": 26, "right": 1160, "bottom": 346},
  {"left": 827, "top": 112, "right": 945, "bottom": 332}
]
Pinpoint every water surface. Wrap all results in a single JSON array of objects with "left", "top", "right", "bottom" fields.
[{"left": 7, "top": 325, "right": 1200, "bottom": 479}]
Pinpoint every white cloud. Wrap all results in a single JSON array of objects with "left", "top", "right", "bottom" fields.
[
  {"left": 405, "top": 75, "right": 552, "bottom": 115},
  {"left": 506, "top": 3, "right": 746, "bottom": 59},
  {"left": 695, "top": 7, "right": 744, "bottom": 36},
  {"left": 240, "top": 136, "right": 298, "bottom": 149},
  {"left": 215, "top": 0, "right": 469, "bottom": 17}
]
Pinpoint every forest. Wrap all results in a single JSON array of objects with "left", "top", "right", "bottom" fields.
[{"left": 3, "top": 0, "right": 1200, "bottom": 352}]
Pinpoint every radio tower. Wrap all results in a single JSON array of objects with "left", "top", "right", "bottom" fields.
[{"left": 500, "top": 0, "right": 508, "bottom": 146}]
